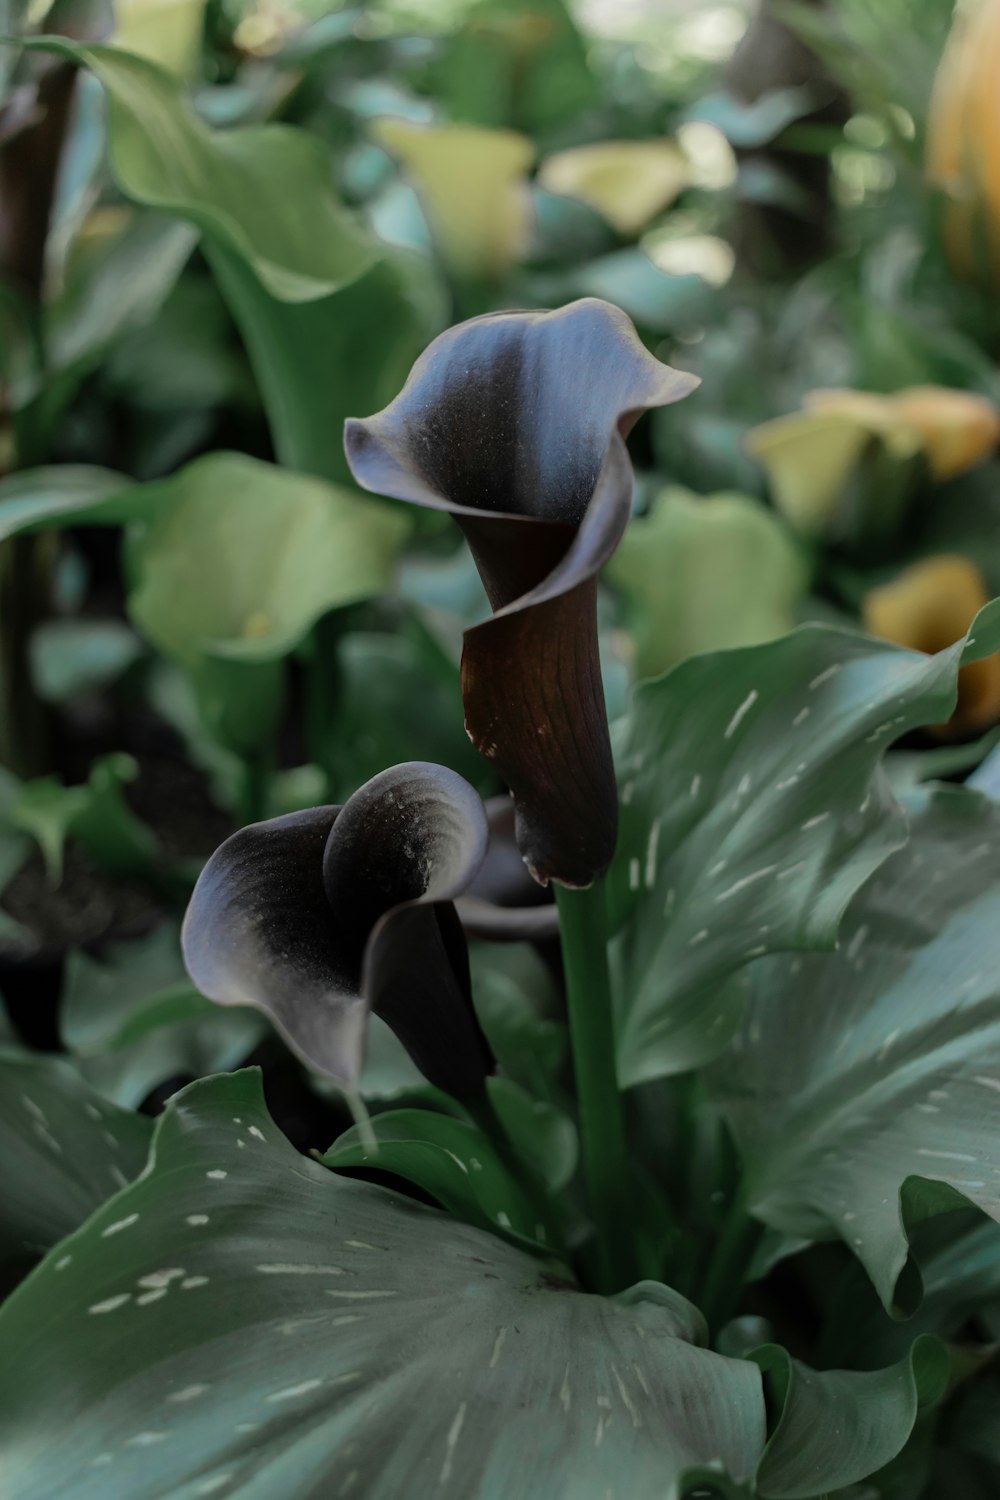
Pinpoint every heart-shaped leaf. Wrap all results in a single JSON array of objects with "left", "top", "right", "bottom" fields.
[
  {"left": 609, "top": 488, "right": 808, "bottom": 680},
  {"left": 16, "top": 39, "right": 442, "bottom": 481},
  {"left": 712, "top": 782, "right": 1000, "bottom": 1309},
  {"left": 0, "top": 1069, "right": 767, "bottom": 1499},
  {"left": 610, "top": 602, "right": 1000, "bottom": 1087},
  {"left": 0, "top": 1049, "right": 152, "bottom": 1262},
  {"left": 127, "top": 452, "right": 409, "bottom": 667}
]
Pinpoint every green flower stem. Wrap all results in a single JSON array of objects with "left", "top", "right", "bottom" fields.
[
  {"left": 304, "top": 609, "right": 351, "bottom": 803},
  {"left": 699, "top": 1185, "right": 764, "bottom": 1333},
  {"left": 238, "top": 752, "right": 270, "bottom": 826},
  {"left": 555, "top": 879, "right": 636, "bottom": 1293}
]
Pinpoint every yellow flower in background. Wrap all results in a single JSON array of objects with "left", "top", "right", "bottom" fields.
[
  {"left": 807, "top": 386, "right": 1000, "bottom": 481},
  {"left": 926, "top": 0, "right": 1000, "bottom": 285},
  {"left": 863, "top": 555, "right": 1000, "bottom": 734},
  {"left": 113, "top": 0, "right": 207, "bottom": 76},
  {"left": 745, "top": 403, "right": 919, "bottom": 537},
  {"left": 747, "top": 385, "right": 1000, "bottom": 536},
  {"left": 537, "top": 140, "right": 688, "bottom": 236},
  {"left": 372, "top": 119, "right": 534, "bottom": 282}
]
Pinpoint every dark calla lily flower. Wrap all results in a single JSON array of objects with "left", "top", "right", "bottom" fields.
[
  {"left": 181, "top": 762, "right": 494, "bottom": 1099},
  {"left": 344, "top": 297, "right": 698, "bottom": 887}
]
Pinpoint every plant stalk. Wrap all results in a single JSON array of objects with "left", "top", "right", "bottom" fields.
[
  {"left": 238, "top": 752, "right": 270, "bottom": 826},
  {"left": 699, "top": 1185, "right": 764, "bottom": 1333},
  {"left": 555, "top": 879, "right": 636, "bottom": 1293}
]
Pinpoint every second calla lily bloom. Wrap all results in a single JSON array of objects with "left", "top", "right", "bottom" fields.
[
  {"left": 344, "top": 298, "right": 699, "bottom": 887},
  {"left": 181, "top": 762, "right": 494, "bottom": 1098}
]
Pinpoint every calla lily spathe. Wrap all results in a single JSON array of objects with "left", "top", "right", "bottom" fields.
[
  {"left": 927, "top": 0, "right": 1000, "bottom": 287},
  {"left": 863, "top": 554, "right": 1000, "bottom": 736},
  {"left": 182, "top": 762, "right": 494, "bottom": 1098},
  {"left": 344, "top": 297, "right": 699, "bottom": 888}
]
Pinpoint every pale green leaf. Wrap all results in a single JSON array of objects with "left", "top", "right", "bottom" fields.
[
  {"left": 205, "top": 246, "right": 443, "bottom": 481},
  {"left": 20, "top": 40, "right": 376, "bottom": 301},
  {"left": 11, "top": 753, "right": 157, "bottom": 882},
  {"left": 31, "top": 619, "right": 144, "bottom": 702},
  {"left": 610, "top": 489, "right": 808, "bottom": 680},
  {"left": 126, "top": 452, "right": 410, "bottom": 665}
]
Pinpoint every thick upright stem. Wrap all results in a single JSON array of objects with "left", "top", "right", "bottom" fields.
[{"left": 555, "top": 879, "right": 636, "bottom": 1293}]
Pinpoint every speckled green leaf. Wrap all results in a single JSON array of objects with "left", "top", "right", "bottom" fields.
[
  {"left": 752, "top": 1338, "right": 948, "bottom": 1499},
  {"left": 712, "top": 783, "right": 1000, "bottom": 1310},
  {"left": 0, "top": 1070, "right": 766, "bottom": 1500},
  {"left": 610, "top": 601, "right": 1000, "bottom": 1088},
  {"left": 0, "top": 1050, "right": 152, "bottom": 1262}
]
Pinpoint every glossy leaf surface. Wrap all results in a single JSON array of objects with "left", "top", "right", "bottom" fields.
[
  {"left": 323, "top": 1107, "right": 549, "bottom": 1249},
  {"left": 713, "top": 784, "right": 1000, "bottom": 1308},
  {"left": 0, "top": 1070, "right": 766, "bottom": 1500},
  {"left": 611, "top": 602, "right": 1000, "bottom": 1086},
  {"left": 0, "top": 1049, "right": 152, "bottom": 1261}
]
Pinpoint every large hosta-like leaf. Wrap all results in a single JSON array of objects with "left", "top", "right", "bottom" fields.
[
  {"left": 712, "top": 783, "right": 1000, "bottom": 1309},
  {"left": 0, "top": 1050, "right": 152, "bottom": 1262},
  {"left": 610, "top": 602, "right": 1000, "bottom": 1087},
  {"left": 19, "top": 40, "right": 374, "bottom": 300},
  {"left": 0, "top": 1070, "right": 767, "bottom": 1499},
  {"left": 18, "top": 40, "right": 440, "bottom": 481}
]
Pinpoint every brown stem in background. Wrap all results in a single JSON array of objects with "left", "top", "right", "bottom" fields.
[
  {"left": 725, "top": 0, "right": 849, "bottom": 278},
  {"left": 0, "top": 42, "right": 84, "bottom": 776},
  {"left": 0, "top": 60, "right": 77, "bottom": 300}
]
